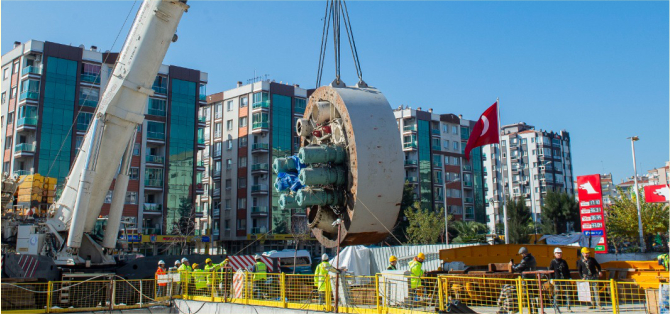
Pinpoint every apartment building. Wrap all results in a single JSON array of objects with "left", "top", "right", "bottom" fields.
[
  {"left": 1, "top": 40, "right": 208, "bottom": 253},
  {"left": 198, "top": 80, "right": 322, "bottom": 256},
  {"left": 394, "top": 106, "right": 487, "bottom": 224},
  {"left": 481, "top": 122, "right": 574, "bottom": 233},
  {"left": 600, "top": 173, "right": 618, "bottom": 207}
]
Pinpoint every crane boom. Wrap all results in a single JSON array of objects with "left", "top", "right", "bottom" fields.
[{"left": 44, "top": 0, "right": 189, "bottom": 265}]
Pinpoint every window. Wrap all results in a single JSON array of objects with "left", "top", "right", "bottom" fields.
[
  {"left": 76, "top": 112, "right": 94, "bottom": 131},
  {"left": 226, "top": 100, "right": 233, "bottom": 112},
  {"left": 79, "top": 87, "right": 99, "bottom": 107},
  {"left": 443, "top": 140, "right": 449, "bottom": 149},
  {"left": 7, "top": 112, "right": 14, "bottom": 123},
  {"left": 226, "top": 159, "right": 232, "bottom": 169},
  {"left": 152, "top": 76, "right": 167, "bottom": 93},
  {"left": 453, "top": 142, "right": 459, "bottom": 151},
  {"left": 5, "top": 136, "right": 12, "bottom": 149},
  {"left": 531, "top": 138, "right": 535, "bottom": 143},
  {"left": 226, "top": 119, "right": 233, "bottom": 130},
  {"left": 239, "top": 156, "right": 247, "bottom": 168},
  {"left": 147, "top": 98, "right": 166, "bottom": 116},
  {"left": 133, "top": 143, "right": 141, "bottom": 156},
  {"left": 3, "top": 68, "right": 8, "bottom": 80},
  {"left": 225, "top": 179, "right": 232, "bottom": 189},
  {"left": 129, "top": 167, "right": 139, "bottom": 180},
  {"left": 1, "top": 92, "right": 5, "bottom": 104},
  {"left": 13, "top": 62, "right": 19, "bottom": 74},
  {"left": 227, "top": 136, "right": 233, "bottom": 150},
  {"left": 238, "top": 198, "right": 247, "bottom": 209},
  {"left": 10, "top": 87, "right": 17, "bottom": 99},
  {"left": 214, "top": 123, "right": 222, "bottom": 138},
  {"left": 239, "top": 117, "right": 248, "bottom": 127},
  {"left": 453, "top": 157, "right": 460, "bottom": 165},
  {"left": 238, "top": 177, "right": 247, "bottom": 188},
  {"left": 239, "top": 137, "right": 248, "bottom": 148},
  {"left": 105, "top": 190, "right": 113, "bottom": 203},
  {"left": 295, "top": 98, "right": 306, "bottom": 114},
  {"left": 75, "top": 136, "right": 84, "bottom": 151},
  {"left": 452, "top": 126, "right": 458, "bottom": 134},
  {"left": 521, "top": 139, "right": 527, "bottom": 144},
  {"left": 125, "top": 192, "right": 138, "bottom": 204},
  {"left": 443, "top": 124, "right": 449, "bottom": 132},
  {"left": 215, "top": 103, "right": 222, "bottom": 119},
  {"left": 146, "top": 121, "right": 165, "bottom": 139},
  {"left": 225, "top": 199, "right": 231, "bottom": 210},
  {"left": 240, "top": 96, "right": 248, "bottom": 108},
  {"left": 237, "top": 219, "right": 247, "bottom": 230}
]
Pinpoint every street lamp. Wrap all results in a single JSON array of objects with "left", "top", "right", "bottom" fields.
[
  {"left": 628, "top": 136, "right": 646, "bottom": 252},
  {"left": 444, "top": 178, "right": 460, "bottom": 245}
]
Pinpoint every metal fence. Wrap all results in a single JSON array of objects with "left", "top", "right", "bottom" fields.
[{"left": 1, "top": 273, "right": 663, "bottom": 314}]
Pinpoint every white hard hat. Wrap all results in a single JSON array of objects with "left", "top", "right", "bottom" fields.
[
  {"left": 181, "top": 257, "right": 189, "bottom": 263},
  {"left": 158, "top": 260, "right": 166, "bottom": 265},
  {"left": 175, "top": 260, "right": 181, "bottom": 265},
  {"left": 554, "top": 248, "right": 563, "bottom": 253},
  {"left": 254, "top": 254, "right": 261, "bottom": 260},
  {"left": 322, "top": 253, "right": 329, "bottom": 261}
]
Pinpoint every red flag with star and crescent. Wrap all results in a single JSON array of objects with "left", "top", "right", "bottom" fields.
[{"left": 464, "top": 102, "right": 499, "bottom": 160}]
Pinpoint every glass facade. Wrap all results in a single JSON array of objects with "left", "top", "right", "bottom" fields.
[
  {"left": 38, "top": 57, "right": 77, "bottom": 182},
  {"left": 417, "top": 120, "right": 432, "bottom": 210},
  {"left": 471, "top": 146, "right": 487, "bottom": 223},
  {"left": 166, "top": 79, "right": 196, "bottom": 234},
  {"left": 271, "top": 94, "right": 292, "bottom": 234}
]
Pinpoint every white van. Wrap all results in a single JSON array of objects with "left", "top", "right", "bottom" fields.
[{"left": 265, "top": 249, "right": 312, "bottom": 274}]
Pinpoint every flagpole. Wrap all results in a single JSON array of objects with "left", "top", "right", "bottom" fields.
[{"left": 496, "top": 97, "right": 509, "bottom": 244}]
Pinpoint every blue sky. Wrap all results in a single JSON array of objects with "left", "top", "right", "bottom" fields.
[{"left": 2, "top": 1, "right": 668, "bottom": 184}]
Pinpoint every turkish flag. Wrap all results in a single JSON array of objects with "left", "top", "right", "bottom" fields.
[{"left": 464, "top": 102, "right": 499, "bottom": 160}]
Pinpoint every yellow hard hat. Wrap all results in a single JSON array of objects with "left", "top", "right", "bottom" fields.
[
  {"left": 389, "top": 255, "right": 398, "bottom": 262},
  {"left": 581, "top": 247, "right": 591, "bottom": 254},
  {"left": 417, "top": 252, "right": 426, "bottom": 260},
  {"left": 192, "top": 263, "right": 199, "bottom": 269},
  {"left": 205, "top": 258, "right": 212, "bottom": 263}
]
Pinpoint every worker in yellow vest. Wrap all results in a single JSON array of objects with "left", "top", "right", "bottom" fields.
[
  {"left": 251, "top": 255, "right": 268, "bottom": 299},
  {"left": 388, "top": 255, "right": 398, "bottom": 270},
  {"left": 204, "top": 257, "right": 229, "bottom": 294},
  {"left": 408, "top": 252, "right": 425, "bottom": 308},
  {"left": 177, "top": 257, "right": 192, "bottom": 294},
  {"left": 191, "top": 263, "right": 208, "bottom": 291}
]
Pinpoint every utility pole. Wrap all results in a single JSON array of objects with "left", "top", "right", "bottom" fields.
[{"left": 628, "top": 136, "right": 645, "bottom": 252}]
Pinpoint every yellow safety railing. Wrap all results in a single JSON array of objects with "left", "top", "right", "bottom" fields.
[{"left": 1, "top": 272, "right": 664, "bottom": 314}]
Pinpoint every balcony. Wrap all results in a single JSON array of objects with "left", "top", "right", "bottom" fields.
[
  {"left": 199, "top": 94, "right": 207, "bottom": 102},
  {"left": 143, "top": 203, "right": 162, "bottom": 213},
  {"left": 252, "top": 143, "right": 269, "bottom": 154},
  {"left": 463, "top": 165, "right": 472, "bottom": 172},
  {"left": 143, "top": 228, "right": 161, "bottom": 235},
  {"left": 251, "top": 227, "right": 268, "bottom": 234},
  {"left": 406, "top": 177, "right": 418, "bottom": 184},
  {"left": 21, "top": 66, "right": 42, "bottom": 76},
  {"left": 431, "top": 129, "right": 440, "bottom": 136},
  {"left": 461, "top": 132, "right": 469, "bottom": 141},
  {"left": 212, "top": 207, "right": 220, "bottom": 217},
  {"left": 251, "top": 206, "right": 269, "bottom": 217},
  {"left": 16, "top": 117, "right": 38, "bottom": 130},
  {"left": 196, "top": 160, "right": 205, "bottom": 170},
  {"left": 432, "top": 145, "right": 441, "bottom": 151},
  {"left": 198, "top": 116, "right": 207, "bottom": 125},
  {"left": 212, "top": 188, "right": 221, "bottom": 198},
  {"left": 251, "top": 163, "right": 269, "bottom": 173},
  {"left": 403, "top": 125, "right": 417, "bottom": 133},
  {"left": 19, "top": 91, "right": 39, "bottom": 101},
  {"left": 433, "top": 161, "right": 442, "bottom": 168},
  {"left": 252, "top": 100, "right": 270, "bottom": 111},
  {"left": 147, "top": 132, "right": 165, "bottom": 141},
  {"left": 403, "top": 142, "right": 417, "bottom": 151},
  {"left": 212, "top": 169, "right": 221, "bottom": 177},
  {"left": 145, "top": 155, "right": 164, "bottom": 164},
  {"left": 144, "top": 179, "right": 164, "bottom": 188},
  {"left": 252, "top": 122, "right": 269, "bottom": 133},
  {"left": 251, "top": 184, "right": 269, "bottom": 195},
  {"left": 404, "top": 160, "right": 417, "bottom": 168},
  {"left": 14, "top": 143, "right": 36, "bottom": 154},
  {"left": 81, "top": 74, "right": 101, "bottom": 84},
  {"left": 13, "top": 170, "right": 33, "bottom": 177},
  {"left": 147, "top": 108, "right": 166, "bottom": 116},
  {"left": 434, "top": 178, "right": 444, "bottom": 185},
  {"left": 464, "top": 197, "right": 474, "bottom": 204},
  {"left": 435, "top": 196, "right": 444, "bottom": 203},
  {"left": 463, "top": 181, "right": 473, "bottom": 187}
]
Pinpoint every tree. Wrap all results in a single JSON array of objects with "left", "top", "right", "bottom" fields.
[
  {"left": 540, "top": 191, "right": 580, "bottom": 234},
  {"left": 289, "top": 214, "right": 311, "bottom": 274},
  {"left": 382, "top": 181, "right": 415, "bottom": 245},
  {"left": 405, "top": 202, "right": 445, "bottom": 244},
  {"left": 451, "top": 221, "right": 488, "bottom": 243},
  {"left": 506, "top": 196, "right": 533, "bottom": 244},
  {"left": 606, "top": 187, "right": 669, "bottom": 253},
  {"left": 164, "top": 197, "right": 196, "bottom": 255}
]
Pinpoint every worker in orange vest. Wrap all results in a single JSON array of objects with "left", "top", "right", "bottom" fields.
[{"left": 155, "top": 260, "right": 167, "bottom": 297}]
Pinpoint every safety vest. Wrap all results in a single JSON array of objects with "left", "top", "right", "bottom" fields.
[
  {"left": 192, "top": 269, "right": 208, "bottom": 290},
  {"left": 387, "top": 264, "right": 397, "bottom": 271},
  {"left": 659, "top": 254, "right": 669, "bottom": 270},
  {"left": 253, "top": 261, "right": 267, "bottom": 281},
  {"left": 314, "top": 261, "right": 331, "bottom": 292},
  {"left": 156, "top": 267, "right": 167, "bottom": 287},
  {"left": 204, "top": 260, "right": 227, "bottom": 284},
  {"left": 408, "top": 260, "right": 424, "bottom": 289},
  {"left": 177, "top": 264, "right": 192, "bottom": 282}
]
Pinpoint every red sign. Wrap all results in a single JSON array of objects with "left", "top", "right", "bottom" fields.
[
  {"left": 644, "top": 185, "right": 670, "bottom": 203},
  {"left": 577, "top": 174, "right": 608, "bottom": 254}
]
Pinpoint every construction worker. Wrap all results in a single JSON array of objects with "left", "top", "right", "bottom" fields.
[
  {"left": 509, "top": 247, "right": 537, "bottom": 273},
  {"left": 548, "top": 247, "right": 572, "bottom": 312},
  {"left": 408, "top": 252, "right": 425, "bottom": 308},
  {"left": 387, "top": 255, "right": 398, "bottom": 270},
  {"left": 204, "top": 257, "right": 229, "bottom": 295},
  {"left": 577, "top": 247, "right": 602, "bottom": 309},
  {"left": 177, "top": 258, "right": 192, "bottom": 294},
  {"left": 658, "top": 240, "right": 670, "bottom": 271},
  {"left": 155, "top": 260, "right": 167, "bottom": 297},
  {"left": 250, "top": 255, "right": 267, "bottom": 299},
  {"left": 172, "top": 260, "right": 181, "bottom": 271},
  {"left": 314, "top": 253, "right": 336, "bottom": 306},
  {"left": 191, "top": 263, "right": 208, "bottom": 291}
]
